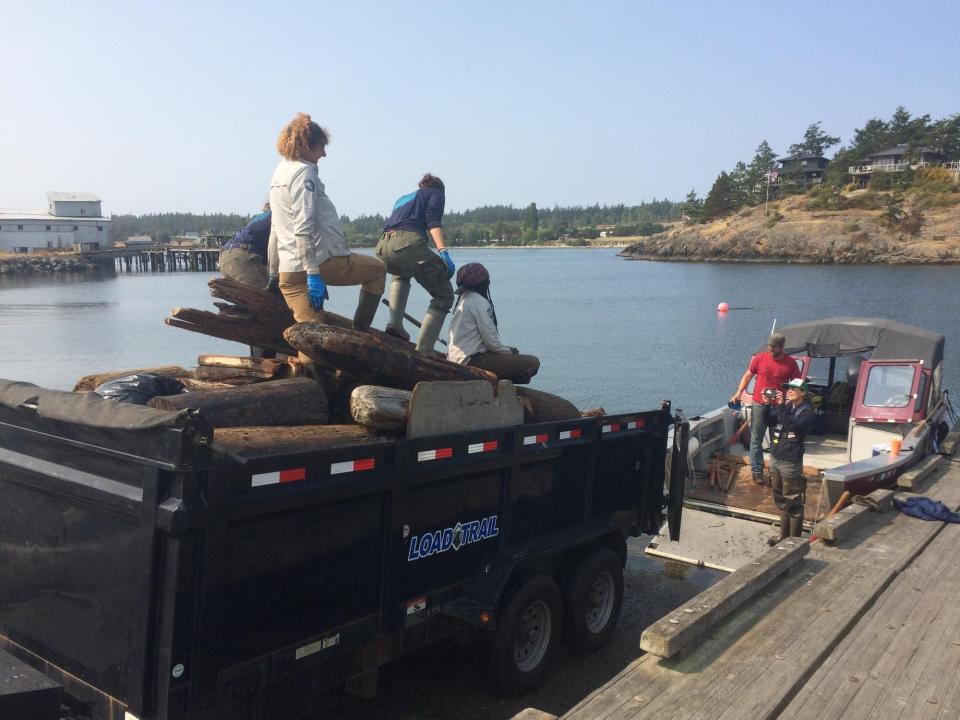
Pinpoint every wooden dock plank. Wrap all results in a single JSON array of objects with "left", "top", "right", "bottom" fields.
[
  {"left": 781, "top": 523, "right": 960, "bottom": 719},
  {"left": 639, "top": 538, "right": 808, "bottom": 657},
  {"left": 561, "top": 462, "right": 960, "bottom": 720},
  {"left": 896, "top": 454, "right": 943, "bottom": 489},
  {"left": 813, "top": 489, "right": 894, "bottom": 543}
]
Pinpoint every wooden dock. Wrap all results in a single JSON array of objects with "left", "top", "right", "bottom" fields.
[
  {"left": 515, "top": 449, "right": 960, "bottom": 720},
  {"left": 82, "top": 247, "right": 221, "bottom": 273}
]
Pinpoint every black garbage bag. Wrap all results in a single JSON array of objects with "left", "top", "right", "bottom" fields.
[{"left": 94, "top": 373, "right": 185, "bottom": 405}]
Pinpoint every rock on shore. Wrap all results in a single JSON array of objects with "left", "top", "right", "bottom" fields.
[
  {"left": 620, "top": 194, "right": 960, "bottom": 264},
  {"left": 0, "top": 255, "right": 103, "bottom": 274}
]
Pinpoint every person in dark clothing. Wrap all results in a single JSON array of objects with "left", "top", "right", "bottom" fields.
[
  {"left": 219, "top": 205, "right": 276, "bottom": 358},
  {"left": 220, "top": 205, "right": 272, "bottom": 287},
  {"left": 376, "top": 174, "right": 455, "bottom": 354},
  {"left": 767, "top": 378, "right": 816, "bottom": 545}
]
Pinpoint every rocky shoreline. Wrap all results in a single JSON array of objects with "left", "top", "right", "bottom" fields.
[{"left": 0, "top": 255, "right": 107, "bottom": 275}]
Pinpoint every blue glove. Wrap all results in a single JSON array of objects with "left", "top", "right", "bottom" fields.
[
  {"left": 438, "top": 249, "right": 455, "bottom": 279},
  {"left": 306, "top": 273, "right": 329, "bottom": 310}
]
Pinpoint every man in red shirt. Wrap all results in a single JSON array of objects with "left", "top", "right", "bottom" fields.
[{"left": 730, "top": 332, "right": 799, "bottom": 483}]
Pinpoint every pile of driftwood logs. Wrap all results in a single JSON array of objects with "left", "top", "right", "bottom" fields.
[{"left": 73, "top": 279, "right": 588, "bottom": 449}]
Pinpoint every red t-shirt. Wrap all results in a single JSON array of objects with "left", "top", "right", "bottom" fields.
[{"left": 749, "top": 352, "right": 799, "bottom": 402}]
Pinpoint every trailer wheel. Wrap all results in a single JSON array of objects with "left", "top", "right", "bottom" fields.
[
  {"left": 561, "top": 548, "right": 623, "bottom": 653},
  {"left": 489, "top": 574, "right": 563, "bottom": 696}
]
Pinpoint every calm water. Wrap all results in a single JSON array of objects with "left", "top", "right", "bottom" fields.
[{"left": 2, "top": 249, "right": 959, "bottom": 416}]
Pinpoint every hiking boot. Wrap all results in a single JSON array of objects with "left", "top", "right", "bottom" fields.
[
  {"left": 752, "top": 472, "right": 765, "bottom": 484},
  {"left": 385, "top": 323, "right": 410, "bottom": 341}
]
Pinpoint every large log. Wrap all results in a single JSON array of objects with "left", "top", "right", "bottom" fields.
[
  {"left": 350, "top": 385, "right": 410, "bottom": 432},
  {"left": 207, "top": 277, "right": 294, "bottom": 331},
  {"left": 214, "top": 424, "right": 386, "bottom": 458},
  {"left": 74, "top": 365, "right": 189, "bottom": 392},
  {"left": 198, "top": 355, "right": 294, "bottom": 374},
  {"left": 284, "top": 322, "right": 497, "bottom": 390},
  {"left": 516, "top": 387, "right": 581, "bottom": 423},
  {"left": 166, "top": 307, "right": 295, "bottom": 354},
  {"left": 148, "top": 377, "right": 328, "bottom": 427}
]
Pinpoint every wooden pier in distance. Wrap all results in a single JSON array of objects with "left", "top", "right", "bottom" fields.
[
  {"left": 515, "top": 445, "right": 960, "bottom": 720},
  {"left": 82, "top": 245, "right": 221, "bottom": 273}
]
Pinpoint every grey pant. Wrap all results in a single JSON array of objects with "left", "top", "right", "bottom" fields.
[
  {"left": 220, "top": 248, "right": 268, "bottom": 287},
  {"left": 770, "top": 458, "right": 806, "bottom": 518},
  {"left": 375, "top": 231, "right": 454, "bottom": 315}
]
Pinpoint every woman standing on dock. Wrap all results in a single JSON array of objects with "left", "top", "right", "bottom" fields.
[{"left": 268, "top": 113, "right": 386, "bottom": 336}]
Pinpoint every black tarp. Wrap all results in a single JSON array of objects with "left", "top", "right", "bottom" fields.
[{"left": 761, "top": 317, "right": 944, "bottom": 368}]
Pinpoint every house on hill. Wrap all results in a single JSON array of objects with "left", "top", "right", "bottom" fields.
[
  {"left": 848, "top": 144, "right": 952, "bottom": 185},
  {"left": 0, "top": 192, "right": 112, "bottom": 253},
  {"left": 776, "top": 154, "right": 830, "bottom": 187}
]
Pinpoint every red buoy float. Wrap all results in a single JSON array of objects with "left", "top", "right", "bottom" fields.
[{"left": 717, "top": 302, "right": 729, "bottom": 312}]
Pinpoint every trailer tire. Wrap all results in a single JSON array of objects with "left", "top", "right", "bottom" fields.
[
  {"left": 489, "top": 574, "right": 563, "bottom": 696},
  {"left": 561, "top": 548, "right": 623, "bottom": 653}
]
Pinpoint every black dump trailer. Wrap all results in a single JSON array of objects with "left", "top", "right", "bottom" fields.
[{"left": 0, "top": 380, "right": 686, "bottom": 720}]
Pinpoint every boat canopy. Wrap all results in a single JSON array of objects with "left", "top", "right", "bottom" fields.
[{"left": 765, "top": 317, "right": 944, "bottom": 368}]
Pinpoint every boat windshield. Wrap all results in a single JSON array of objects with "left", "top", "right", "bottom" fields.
[{"left": 863, "top": 364, "right": 915, "bottom": 408}]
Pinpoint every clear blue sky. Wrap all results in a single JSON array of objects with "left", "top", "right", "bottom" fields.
[{"left": 2, "top": 0, "right": 957, "bottom": 218}]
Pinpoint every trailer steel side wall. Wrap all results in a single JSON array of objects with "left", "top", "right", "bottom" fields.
[{"left": 0, "top": 403, "right": 675, "bottom": 720}]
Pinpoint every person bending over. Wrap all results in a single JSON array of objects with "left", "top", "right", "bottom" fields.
[
  {"left": 446, "top": 263, "right": 539, "bottom": 384},
  {"left": 268, "top": 113, "right": 386, "bottom": 347},
  {"left": 376, "top": 173, "right": 455, "bottom": 354},
  {"left": 767, "top": 378, "right": 815, "bottom": 545}
]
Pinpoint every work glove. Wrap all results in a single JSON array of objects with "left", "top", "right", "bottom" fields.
[
  {"left": 264, "top": 276, "right": 280, "bottom": 295},
  {"left": 438, "top": 249, "right": 455, "bottom": 279},
  {"left": 306, "top": 273, "right": 329, "bottom": 310}
]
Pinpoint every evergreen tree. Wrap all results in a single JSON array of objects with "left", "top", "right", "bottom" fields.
[
  {"left": 788, "top": 121, "right": 841, "bottom": 157},
  {"left": 523, "top": 202, "right": 539, "bottom": 233},
  {"left": 680, "top": 189, "right": 702, "bottom": 223},
  {"left": 701, "top": 172, "right": 736, "bottom": 222},
  {"left": 746, "top": 140, "right": 778, "bottom": 200}
]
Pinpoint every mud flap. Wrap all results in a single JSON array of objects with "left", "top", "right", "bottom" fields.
[{"left": 666, "top": 419, "right": 688, "bottom": 541}]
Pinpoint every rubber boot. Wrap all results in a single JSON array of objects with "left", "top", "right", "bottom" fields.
[
  {"left": 788, "top": 513, "right": 804, "bottom": 538},
  {"left": 352, "top": 290, "right": 381, "bottom": 331},
  {"left": 415, "top": 310, "right": 445, "bottom": 354},
  {"left": 767, "top": 510, "right": 790, "bottom": 546},
  {"left": 385, "top": 278, "right": 411, "bottom": 340}
]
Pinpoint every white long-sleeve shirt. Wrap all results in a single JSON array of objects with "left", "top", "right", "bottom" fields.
[
  {"left": 447, "top": 291, "right": 510, "bottom": 364},
  {"left": 268, "top": 159, "right": 350, "bottom": 273}
]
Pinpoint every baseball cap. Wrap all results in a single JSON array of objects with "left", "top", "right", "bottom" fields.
[{"left": 781, "top": 378, "right": 808, "bottom": 392}]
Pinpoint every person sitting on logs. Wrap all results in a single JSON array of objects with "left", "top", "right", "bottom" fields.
[
  {"left": 376, "top": 173, "right": 455, "bottom": 354},
  {"left": 269, "top": 113, "right": 386, "bottom": 347},
  {"left": 446, "top": 262, "right": 539, "bottom": 384},
  {"left": 219, "top": 203, "right": 276, "bottom": 358}
]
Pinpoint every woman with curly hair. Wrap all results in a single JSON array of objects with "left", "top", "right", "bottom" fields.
[
  {"left": 268, "top": 113, "right": 386, "bottom": 341},
  {"left": 447, "top": 262, "right": 539, "bottom": 384}
]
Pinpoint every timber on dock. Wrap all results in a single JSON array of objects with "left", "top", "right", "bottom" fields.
[{"left": 516, "top": 443, "right": 960, "bottom": 720}]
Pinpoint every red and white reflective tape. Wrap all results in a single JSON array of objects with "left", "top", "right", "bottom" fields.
[
  {"left": 558, "top": 428, "right": 582, "bottom": 440},
  {"left": 523, "top": 433, "right": 549, "bottom": 446},
  {"left": 417, "top": 447, "right": 453, "bottom": 462},
  {"left": 626, "top": 419, "right": 644, "bottom": 429},
  {"left": 330, "top": 458, "right": 376, "bottom": 475},
  {"left": 467, "top": 440, "right": 499, "bottom": 454},
  {"left": 251, "top": 467, "right": 306, "bottom": 487},
  {"left": 602, "top": 422, "right": 622, "bottom": 434}
]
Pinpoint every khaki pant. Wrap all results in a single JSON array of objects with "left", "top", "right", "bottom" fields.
[
  {"left": 219, "top": 248, "right": 268, "bottom": 287},
  {"left": 469, "top": 351, "right": 540, "bottom": 385},
  {"left": 376, "top": 231, "right": 454, "bottom": 315}
]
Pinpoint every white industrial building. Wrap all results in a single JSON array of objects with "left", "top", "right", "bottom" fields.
[{"left": 0, "top": 192, "right": 112, "bottom": 253}]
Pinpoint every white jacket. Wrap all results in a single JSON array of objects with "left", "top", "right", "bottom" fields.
[
  {"left": 447, "top": 291, "right": 510, "bottom": 364},
  {"left": 268, "top": 159, "right": 350, "bottom": 273}
]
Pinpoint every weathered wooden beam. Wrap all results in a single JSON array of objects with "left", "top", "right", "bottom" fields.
[
  {"left": 897, "top": 454, "right": 944, "bottom": 489},
  {"left": 167, "top": 308, "right": 295, "bottom": 355},
  {"left": 813, "top": 488, "right": 894, "bottom": 543},
  {"left": 148, "top": 377, "right": 328, "bottom": 427},
  {"left": 639, "top": 537, "right": 808, "bottom": 658},
  {"left": 284, "top": 322, "right": 497, "bottom": 389},
  {"left": 515, "top": 387, "right": 580, "bottom": 423},
  {"left": 197, "top": 355, "right": 292, "bottom": 373},
  {"left": 73, "top": 365, "right": 189, "bottom": 392},
  {"left": 350, "top": 385, "right": 410, "bottom": 432},
  {"left": 213, "top": 424, "right": 385, "bottom": 458}
]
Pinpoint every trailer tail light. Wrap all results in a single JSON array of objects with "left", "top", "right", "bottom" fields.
[
  {"left": 467, "top": 440, "right": 498, "bottom": 454},
  {"left": 479, "top": 612, "right": 491, "bottom": 624},
  {"left": 417, "top": 447, "right": 453, "bottom": 462},
  {"left": 330, "top": 458, "right": 376, "bottom": 475},
  {"left": 523, "top": 433, "right": 549, "bottom": 445},
  {"left": 558, "top": 428, "right": 582, "bottom": 440},
  {"left": 251, "top": 467, "right": 307, "bottom": 486}
]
